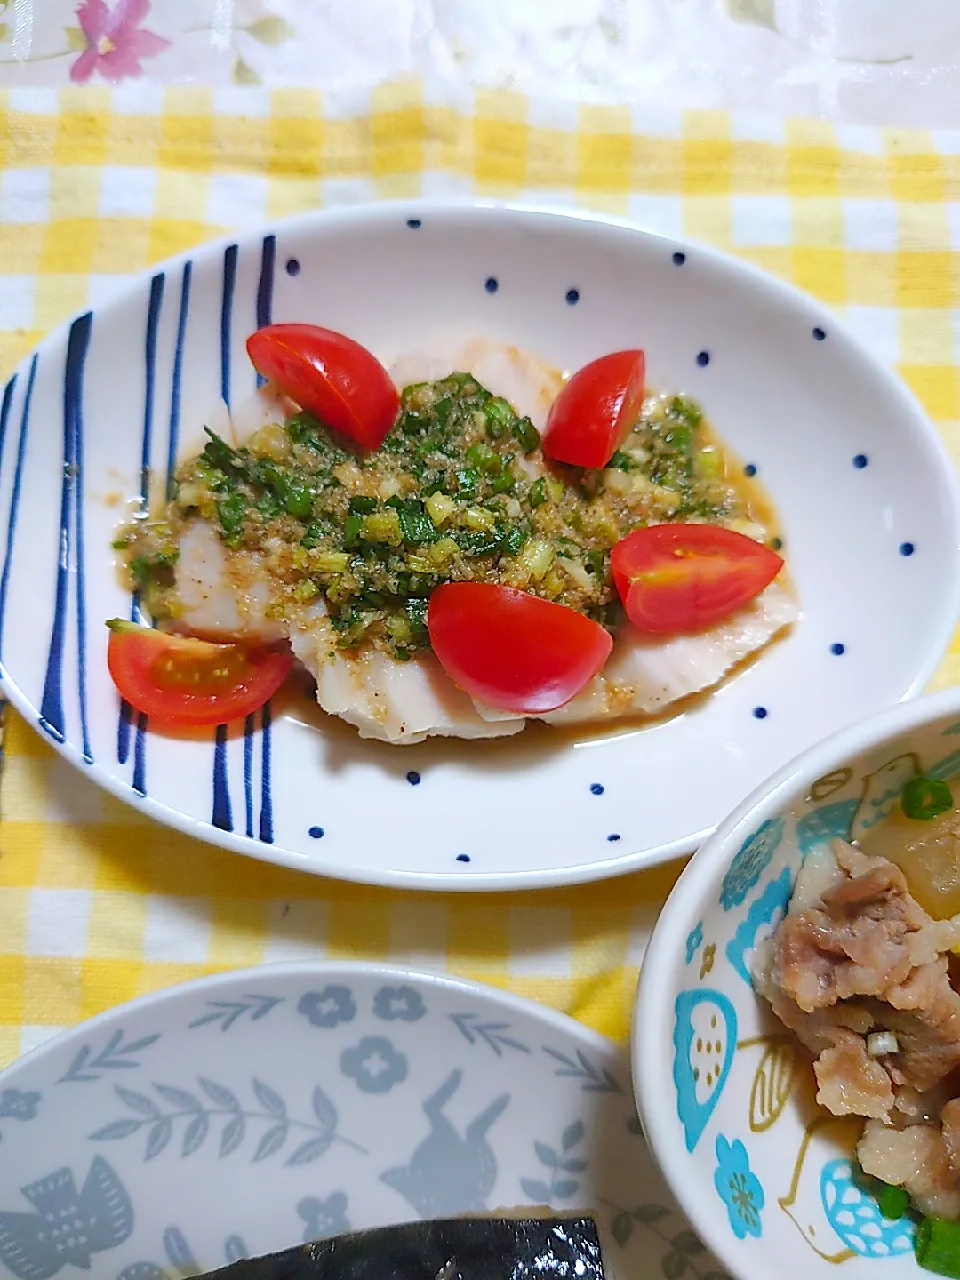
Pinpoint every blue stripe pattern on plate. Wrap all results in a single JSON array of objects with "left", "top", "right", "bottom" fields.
[
  {"left": 40, "top": 312, "right": 94, "bottom": 762},
  {"left": 117, "top": 271, "right": 166, "bottom": 795}
]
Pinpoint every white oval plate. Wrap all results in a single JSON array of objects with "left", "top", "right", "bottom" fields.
[
  {"left": 0, "top": 963, "right": 722, "bottom": 1280},
  {"left": 0, "top": 201, "right": 957, "bottom": 890}
]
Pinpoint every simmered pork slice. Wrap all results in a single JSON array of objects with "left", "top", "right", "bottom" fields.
[
  {"left": 858, "top": 1100, "right": 960, "bottom": 1218},
  {"left": 756, "top": 840, "right": 960, "bottom": 1119}
]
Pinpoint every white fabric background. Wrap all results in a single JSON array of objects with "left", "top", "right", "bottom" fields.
[{"left": 1, "top": 0, "right": 959, "bottom": 127}]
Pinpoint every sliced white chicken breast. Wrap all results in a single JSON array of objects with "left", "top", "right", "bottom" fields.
[
  {"left": 168, "top": 339, "right": 799, "bottom": 744},
  {"left": 174, "top": 519, "right": 286, "bottom": 644},
  {"left": 536, "top": 581, "right": 797, "bottom": 725},
  {"left": 289, "top": 606, "right": 525, "bottom": 745}
]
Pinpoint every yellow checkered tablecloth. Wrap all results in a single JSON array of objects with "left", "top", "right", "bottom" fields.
[{"left": 2, "top": 79, "right": 960, "bottom": 1069}]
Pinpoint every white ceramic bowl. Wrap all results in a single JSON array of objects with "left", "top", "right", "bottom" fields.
[
  {"left": 1, "top": 200, "right": 958, "bottom": 890},
  {"left": 0, "top": 962, "right": 722, "bottom": 1280},
  {"left": 633, "top": 685, "right": 960, "bottom": 1280}
]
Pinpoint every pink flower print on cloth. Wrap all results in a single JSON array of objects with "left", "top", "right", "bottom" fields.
[{"left": 70, "top": 0, "right": 170, "bottom": 84}]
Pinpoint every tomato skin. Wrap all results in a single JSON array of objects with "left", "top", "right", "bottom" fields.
[
  {"left": 543, "top": 349, "right": 646, "bottom": 469},
  {"left": 427, "top": 583, "right": 613, "bottom": 714},
  {"left": 611, "top": 524, "right": 783, "bottom": 635},
  {"left": 246, "top": 323, "right": 400, "bottom": 450},
  {"left": 106, "top": 622, "right": 293, "bottom": 727}
]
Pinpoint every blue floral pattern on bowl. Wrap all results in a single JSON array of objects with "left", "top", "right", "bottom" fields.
[
  {"left": 340, "top": 1036, "right": 408, "bottom": 1094},
  {"left": 714, "top": 1136, "right": 764, "bottom": 1240},
  {"left": 297, "top": 1192, "right": 350, "bottom": 1241},
  {"left": 718, "top": 819, "right": 785, "bottom": 911},
  {"left": 373, "top": 986, "right": 426, "bottom": 1022},
  {"left": 0, "top": 1088, "right": 40, "bottom": 1120},
  {"left": 297, "top": 986, "right": 356, "bottom": 1028}
]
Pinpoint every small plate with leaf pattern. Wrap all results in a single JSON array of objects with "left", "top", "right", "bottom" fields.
[{"left": 0, "top": 962, "right": 727, "bottom": 1280}]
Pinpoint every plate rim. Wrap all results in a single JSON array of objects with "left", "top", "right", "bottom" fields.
[
  {"left": 2, "top": 197, "right": 959, "bottom": 892},
  {"left": 0, "top": 958, "right": 623, "bottom": 1089}
]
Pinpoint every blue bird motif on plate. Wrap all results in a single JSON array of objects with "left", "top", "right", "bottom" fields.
[{"left": 0, "top": 1156, "right": 132, "bottom": 1280}]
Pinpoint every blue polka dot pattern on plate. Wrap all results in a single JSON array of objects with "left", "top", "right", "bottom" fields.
[
  {"left": 308, "top": 826, "right": 325, "bottom": 839},
  {"left": 285, "top": 258, "right": 300, "bottom": 276},
  {"left": 406, "top": 218, "right": 421, "bottom": 229},
  {"left": 853, "top": 454, "right": 868, "bottom": 469},
  {"left": 456, "top": 853, "right": 471, "bottom": 863},
  {"left": 771, "top": 537, "right": 783, "bottom": 551},
  {"left": 565, "top": 288, "right": 580, "bottom": 305},
  {"left": 831, "top": 643, "right": 846, "bottom": 655},
  {"left": 607, "top": 833, "right": 621, "bottom": 842},
  {"left": 813, "top": 326, "right": 827, "bottom": 340},
  {"left": 696, "top": 351, "right": 710, "bottom": 367},
  {"left": 406, "top": 771, "right": 421, "bottom": 786},
  {"left": 485, "top": 277, "right": 499, "bottom": 293},
  {"left": 744, "top": 463, "right": 757, "bottom": 477},
  {"left": 900, "top": 541, "right": 915, "bottom": 556},
  {"left": 590, "top": 783, "right": 605, "bottom": 796},
  {"left": 672, "top": 251, "right": 686, "bottom": 265},
  {"left": 753, "top": 707, "right": 768, "bottom": 720}
]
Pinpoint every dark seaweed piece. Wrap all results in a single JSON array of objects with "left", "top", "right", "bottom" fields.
[{"left": 195, "top": 1217, "right": 604, "bottom": 1280}]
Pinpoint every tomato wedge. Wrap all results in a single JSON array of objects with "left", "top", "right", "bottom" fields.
[
  {"left": 246, "top": 323, "right": 400, "bottom": 450},
  {"left": 543, "top": 349, "right": 646, "bottom": 469},
  {"left": 427, "top": 583, "right": 613, "bottom": 714},
  {"left": 611, "top": 524, "right": 783, "bottom": 635},
  {"left": 106, "top": 621, "right": 293, "bottom": 726}
]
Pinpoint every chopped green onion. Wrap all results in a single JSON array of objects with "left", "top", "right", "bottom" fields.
[
  {"left": 519, "top": 537, "right": 554, "bottom": 580},
  {"left": 278, "top": 476, "right": 313, "bottom": 519},
  {"left": 255, "top": 490, "right": 282, "bottom": 520},
  {"left": 465, "top": 507, "right": 496, "bottom": 532},
  {"left": 500, "top": 521, "right": 530, "bottom": 555},
  {"left": 456, "top": 529, "right": 501, "bottom": 556},
  {"left": 428, "top": 537, "right": 459, "bottom": 567},
  {"left": 362, "top": 509, "right": 403, "bottom": 546},
  {"left": 465, "top": 442, "right": 500, "bottom": 473},
  {"left": 433, "top": 395, "right": 454, "bottom": 425},
  {"left": 425, "top": 491, "right": 455, "bottom": 526},
  {"left": 901, "top": 776, "right": 953, "bottom": 821},
  {"left": 513, "top": 415, "right": 540, "bottom": 453},
  {"left": 312, "top": 551, "right": 350, "bottom": 573},
  {"left": 608, "top": 451, "right": 632, "bottom": 472},
  {"left": 916, "top": 1217, "right": 960, "bottom": 1277},
  {"left": 405, "top": 598, "right": 429, "bottom": 634},
  {"left": 217, "top": 492, "right": 248, "bottom": 534},
  {"left": 455, "top": 467, "right": 479, "bottom": 498},
  {"left": 696, "top": 447, "right": 723, "bottom": 478},
  {"left": 300, "top": 522, "right": 326, "bottom": 548},
  {"left": 668, "top": 395, "right": 702, "bottom": 429},
  {"left": 484, "top": 397, "right": 515, "bottom": 439},
  {"left": 343, "top": 512, "right": 364, "bottom": 547},
  {"left": 395, "top": 499, "right": 438, "bottom": 545},
  {"left": 665, "top": 424, "right": 693, "bottom": 456},
  {"left": 490, "top": 472, "right": 515, "bottom": 495},
  {"left": 405, "top": 553, "right": 434, "bottom": 575},
  {"left": 585, "top": 549, "right": 606, "bottom": 577},
  {"left": 528, "top": 477, "right": 548, "bottom": 507},
  {"left": 293, "top": 580, "right": 319, "bottom": 601},
  {"left": 349, "top": 495, "right": 378, "bottom": 514},
  {"left": 875, "top": 1182, "right": 910, "bottom": 1221}
]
